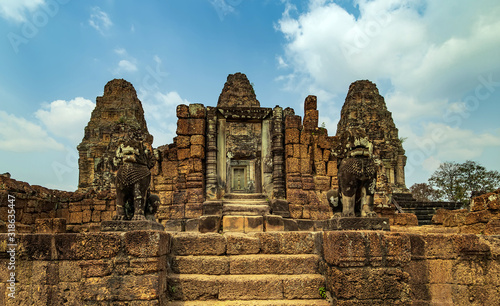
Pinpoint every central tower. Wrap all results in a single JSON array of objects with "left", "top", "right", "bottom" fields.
[{"left": 207, "top": 72, "right": 277, "bottom": 199}]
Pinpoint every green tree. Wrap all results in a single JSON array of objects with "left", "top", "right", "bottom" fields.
[
  {"left": 409, "top": 183, "right": 440, "bottom": 202},
  {"left": 428, "top": 160, "right": 500, "bottom": 205}
]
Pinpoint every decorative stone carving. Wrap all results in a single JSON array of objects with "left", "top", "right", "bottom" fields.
[
  {"left": 113, "top": 135, "right": 160, "bottom": 222},
  {"left": 329, "top": 129, "right": 378, "bottom": 218}
]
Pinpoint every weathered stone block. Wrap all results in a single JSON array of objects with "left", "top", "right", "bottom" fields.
[
  {"left": 265, "top": 215, "right": 285, "bottom": 231},
  {"left": 185, "top": 219, "right": 199, "bottom": 232},
  {"left": 101, "top": 220, "right": 165, "bottom": 232},
  {"left": 300, "top": 158, "right": 311, "bottom": 174},
  {"left": 303, "top": 109, "right": 318, "bottom": 130},
  {"left": 80, "top": 260, "right": 112, "bottom": 278},
  {"left": 69, "top": 211, "right": 83, "bottom": 224},
  {"left": 171, "top": 255, "right": 229, "bottom": 275},
  {"left": 285, "top": 115, "right": 302, "bottom": 129},
  {"left": 171, "top": 233, "right": 226, "bottom": 255},
  {"left": 59, "top": 260, "right": 82, "bottom": 282},
  {"left": 35, "top": 218, "right": 66, "bottom": 233},
  {"left": 304, "top": 95, "right": 317, "bottom": 110},
  {"left": 300, "top": 131, "right": 312, "bottom": 144},
  {"left": 314, "top": 176, "right": 330, "bottom": 191},
  {"left": 223, "top": 216, "right": 245, "bottom": 232},
  {"left": 56, "top": 233, "right": 121, "bottom": 260},
  {"left": 245, "top": 216, "right": 264, "bottom": 233},
  {"left": 189, "top": 103, "right": 206, "bottom": 118},
  {"left": 190, "top": 134, "right": 205, "bottom": 146},
  {"left": 286, "top": 157, "right": 300, "bottom": 173},
  {"left": 287, "top": 189, "right": 307, "bottom": 205},
  {"left": 163, "top": 219, "right": 184, "bottom": 231},
  {"left": 285, "top": 128, "right": 300, "bottom": 144},
  {"left": 175, "top": 135, "right": 190, "bottom": 148},
  {"left": 190, "top": 144, "right": 205, "bottom": 158},
  {"left": 392, "top": 213, "right": 419, "bottom": 226},
  {"left": 226, "top": 233, "right": 260, "bottom": 254},
  {"left": 185, "top": 203, "right": 203, "bottom": 219},
  {"left": 199, "top": 215, "right": 221, "bottom": 233},
  {"left": 177, "top": 104, "right": 189, "bottom": 118},
  {"left": 177, "top": 148, "right": 190, "bottom": 160}
]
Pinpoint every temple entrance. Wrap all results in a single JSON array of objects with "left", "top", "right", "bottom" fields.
[{"left": 231, "top": 167, "right": 246, "bottom": 192}]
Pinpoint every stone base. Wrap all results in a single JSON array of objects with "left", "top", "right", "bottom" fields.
[
  {"left": 327, "top": 217, "right": 390, "bottom": 231},
  {"left": 101, "top": 220, "right": 165, "bottom": 232}
]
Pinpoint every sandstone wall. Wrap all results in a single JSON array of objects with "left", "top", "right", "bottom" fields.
[
  {"left": 322, "top": 231, "right": 500, "bottom": 305},
  {"left": 0, "top": 230, "right": 170, "bottom": 305},
  {"left": 152, "top": 104, "right": 206, "bottom": 224},
  {"left": 1, "top": 230, "right": 499, "bottom": 304},
  {"left": 284, "top": 96, "right": 336, "bottom": 220},
  {"left": 0, "top": 176, "right": 115, "bottom": 233},
  {"left": 432, "top": 189, "right": 500, "bottom": 235}
]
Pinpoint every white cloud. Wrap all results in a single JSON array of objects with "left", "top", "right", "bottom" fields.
[
  {"left": 140, "top": 90, "right": 190, "bottom": 147},
  {"left": 276, "top": 0, "right": 500, "bottom": 121},
  {"left": 35, "top": 97, "right": 95, "bottom": 144},
  {"left": 114, "top": 48, "right": 127, "bottom": 56},
  {"left": 210, "top": 0, "right": 237, "bottom": 20},
  {"left": 89, "top": 6, "right": 112, "bottom": 35},
  {"left": 0, "top": 110, "right": 64, "bottom": 152},
  {"left": 0, "top": 0, "right": 45, "bottom": 23},
  {"left": 116, "top": 59, "right": 137, "bottom": 73}
]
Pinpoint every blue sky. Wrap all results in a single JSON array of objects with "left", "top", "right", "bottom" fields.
[{"left": 1, "top": 0, "right": 499, "bottom": 191}]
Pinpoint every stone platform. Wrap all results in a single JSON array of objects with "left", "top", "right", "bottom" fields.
[
  {"left": 101, "top": 220, "right": 165, "bottom": 232},
  {"left": 163, "top": 216, "right": 390, "bottom": 232}
]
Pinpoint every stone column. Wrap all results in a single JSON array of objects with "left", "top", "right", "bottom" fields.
[
  {"left": 271, "top": 106, "right": 285, "bottom": 199},
  {"left": 217, "top": 118, "right": 227, "bottom": 197},
  {"left": 205, "top": 107, "right": 217, "bottom": 200},
  {"left": 396, "top": 154, "right": 407, "bottom": 188}
]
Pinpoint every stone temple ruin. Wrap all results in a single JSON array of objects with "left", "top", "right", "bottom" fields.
[
  {"left": 1, "top": 73, "right": 500, "bottom": 305},
  {"left": 77, "top": 73, "right": 410, "bottom": 232}
]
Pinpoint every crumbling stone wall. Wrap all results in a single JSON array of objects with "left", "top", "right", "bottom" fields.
[
  {"left": 0, "top": 176, "right": 115, "bottom": 232},
  {"left": 284, "top": 96, "right": 335, "bottom": 220},
  {"left": 432, "top": 189, "right": 500, "bottom": 235},
  {"left": 153, "top": 104, "right": 206, "bottom": 224},
  {"left": 0, "top": 230, "right": 169, "bottom": 305},
  {"left": 1, "top": 230, "right": 498, "bottom": 305},
  {"left": 322, "top": 231, "right": 500, "bottom": 305}
]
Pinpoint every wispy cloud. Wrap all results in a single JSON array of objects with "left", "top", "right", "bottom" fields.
[
  {"left": 276, "top": 0, "right": 500, "bottom": 184},
  {"left": 35, "top": 97, "right": 95, "bottom": 145},
  {"left": 89, "top": 6, "right": 112, "bottom": 35},
  {"left": 0, "top": 110, "right": 64, "bottom": 152},
  {"left": 0, "top": 0, "right": 45, "bottom": 23}
]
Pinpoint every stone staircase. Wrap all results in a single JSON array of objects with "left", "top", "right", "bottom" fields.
[
  {"left": 166, "top": 232, "right": 330, "bottom": 305},
  {"left": 393, "top": 193, "right": 463, "bottom": 226},
  {"left": 221, "top": 193, "right": 271, "bottom": 233},
  {"left": 222, "top": 193, "right": 270, "bottom": 216}
]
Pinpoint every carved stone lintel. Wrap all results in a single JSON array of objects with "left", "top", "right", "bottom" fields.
[
  {"left": 101, "top": 220, "right": 165, "bottom": 232},
  {"left": 327, "top": 217, "right": 390, "bottom": 231}
]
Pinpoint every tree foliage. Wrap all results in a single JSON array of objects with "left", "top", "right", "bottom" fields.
[
  {"left": 427, "top": 160, "right": 500, "bottom": 204},
  {"left": 409, "top": 183, "right": 440, "bottom": 202}
]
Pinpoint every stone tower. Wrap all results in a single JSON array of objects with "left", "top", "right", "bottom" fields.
[
  {"left": 336, "top": 80, "right": 407, "bottom": 192},
  {"left": 77, "top": 79, "right": 153, "bottom": 191}
]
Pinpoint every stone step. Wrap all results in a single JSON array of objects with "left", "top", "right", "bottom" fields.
[
  {"left": 170, "top": 254, "right": 320, "bottom": 275},
  {"left": 167, "top": 274, "right": 326, "bottom": 301},
  {"left": 223, "top": 204, "right": 270, "bottom": 216},
  {"left": 222, "top": 199, "right": 269, "bottom": 205},
  {"left": 168, "top": 299, "right": 331, "bottom": 305},
  {"left": 224, "top": 193, "right": 268, "bottom": 200}
]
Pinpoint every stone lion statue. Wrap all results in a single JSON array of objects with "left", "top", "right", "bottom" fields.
[
  {"left": 328, "top": 130, "right": 378, "bottom": 218},
  {"left": 113, "top": 137, "right": 160, "bottom": 221}
]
